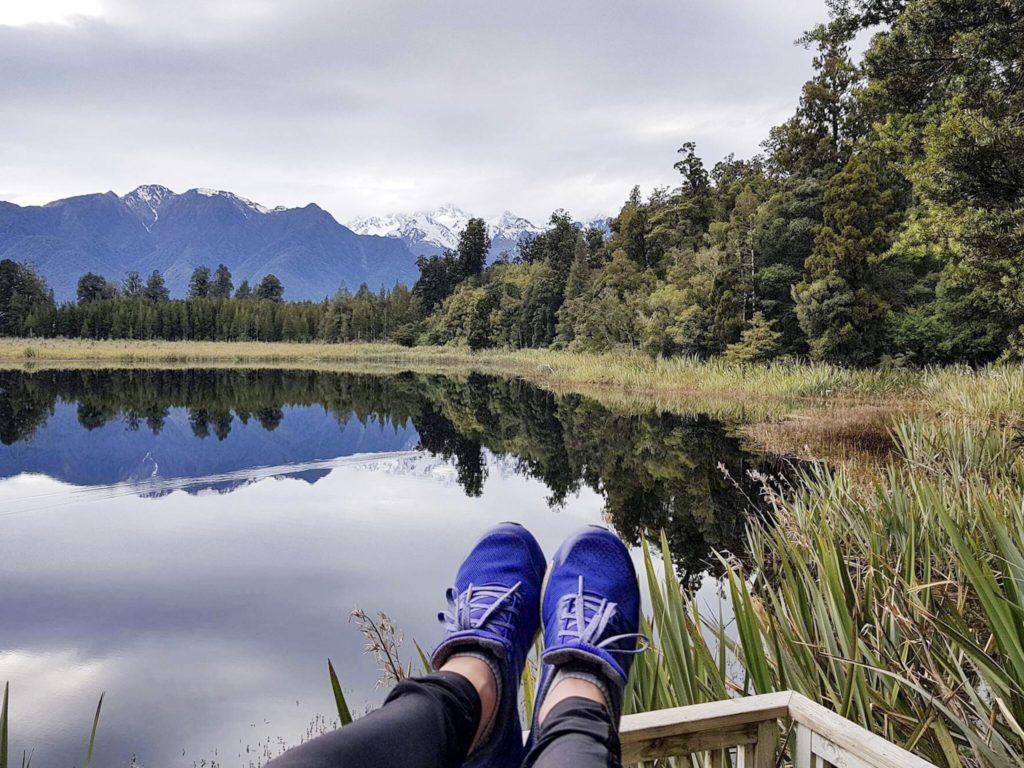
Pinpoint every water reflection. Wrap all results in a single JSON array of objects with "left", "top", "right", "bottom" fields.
[
  {"left": 0, "top": 368, "right": 783, "bottom": 767},
  {"left": 0, "top": 369, "right": 779, "bottom": 579}
]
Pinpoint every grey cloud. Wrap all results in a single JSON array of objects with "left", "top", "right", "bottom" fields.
[{"left": 0, "top": 0, "right": 827, "bottom": 220}]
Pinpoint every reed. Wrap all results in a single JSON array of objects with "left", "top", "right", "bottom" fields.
[{"left": 0, "top": 686, "right": 103, "bottom": 768}]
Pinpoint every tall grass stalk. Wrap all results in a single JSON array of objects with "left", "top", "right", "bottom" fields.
[
  {"left": 82, "top": 693, "right": 103, "bottom": 768},
  {"left": 327, "top": 660, "right": 353, "bottom": 727},
  {"left": 1, "top": 683, "right": 8, "bottom": 768}
]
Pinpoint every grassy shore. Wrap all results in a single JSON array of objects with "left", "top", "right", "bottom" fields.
[{"left": 2, "top": 337, "right": 1022, "bottom": 415}]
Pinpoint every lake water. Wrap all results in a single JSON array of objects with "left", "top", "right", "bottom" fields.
[{"left": 0, "top": 369, "right": 778, "bottom": 767}]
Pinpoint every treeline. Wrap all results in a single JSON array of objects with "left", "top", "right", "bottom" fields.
[
  {"left": 0, "top": 260, "right": 419, "bottom": 343},
  {"left": 1, "top": 0, "right": 1020, "bottom": 365}
]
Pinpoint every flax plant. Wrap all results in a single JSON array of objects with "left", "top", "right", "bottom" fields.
[{"left": 713, "top": 416, "right": 1024, "bottom": 767}]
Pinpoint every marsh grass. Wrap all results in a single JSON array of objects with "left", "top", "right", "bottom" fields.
[
  {"left": 618, "top": 411, "right": 1024, "bottom": 768},
  {"left": 2, "top": 338, "right": 1020, "bottom": 411}
]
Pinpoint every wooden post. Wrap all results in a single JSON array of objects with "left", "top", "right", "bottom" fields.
[
  {"left": 740, "top": 720, "right": 778, "bottom": 768},
  {"left": 794, "top": 723, "right": 813, "bottom": 768}
]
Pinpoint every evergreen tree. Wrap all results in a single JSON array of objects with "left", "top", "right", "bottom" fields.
[
  {"left": 413, "top": 252, "right": 460, "bottom": 312},
  {"left": 123, "top": 271, "right": 143, "bottom": 297},
  {"left": 188, "top": 266, "right": 211, "bottom": 299},
  {"left": 765, "top": 18, "right": 862, "bottom": 177},
  {"left": 143, "top": 271, "right": 170, "bottom": 302},
  {"left": 256, "top": 274, "right": 284, "bottom": 302},
  {"left": 456, "top": 218, "right": 491, "bottom": 280},
  {"left": 795, "top": 155, "right": 899, "bottom": 365},
  {"left": 77, "top": 273, "right": 115, "bottom": 303},
  {"left": 724, "top": 312, "right": 783, "bottom": 363},
  {"left": 0, "top": 260, "right": 54, "bottom": 336},
  {"left": 235, "top": 279, "right": 252, "bottom": 299},
  {"left": 211, "top": 264, "right": 233, "bottom": 299}
]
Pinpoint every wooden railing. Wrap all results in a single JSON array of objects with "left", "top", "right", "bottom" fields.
[{"left": 617, "top": 691, "right": 938, "bottom": 767}]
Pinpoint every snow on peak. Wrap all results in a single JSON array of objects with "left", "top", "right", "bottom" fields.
[
  {"left": 125, "top": 184, "right": 174, "bottom": 204},
  {"left": 188, "top": 187, "right": 274, "bottom": 216},
  {"left": 348, "top": 205, "right": 545, "bottom": 255},
  {"left": 122, "top": 184, "right": 176, "bottom": 228}
]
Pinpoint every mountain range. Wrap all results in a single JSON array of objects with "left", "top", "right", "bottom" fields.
[
  {"left": 0, "top": 185, "right": 418, "bottom": 301},
  {"left": 348, "top": 205, "right": 611, "bottom": 261},
  {"left": 0, "top": 186, "right": 609, "bottom": 301}
]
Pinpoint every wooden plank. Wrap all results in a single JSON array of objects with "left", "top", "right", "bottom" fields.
[
  {"left": 621, "top": 724, "right": 758, "bottom": 763},
  {"left": 812, "top": 732, "right": 873, "bottom": 768},
  {"left": 619, "top": 692, "right": 792, "bottom": 744},
  {"left": 788, "top": 693, "right": 937, "bottom": 768},
  {"left": 754, "top": 719, "right": 778, "bottom": 767},
  {"left": 740, "top": 720, "right": 779, "bottom": 768},
  {"left": 794, "top": 722, "right": 813, "bottom": 768}
]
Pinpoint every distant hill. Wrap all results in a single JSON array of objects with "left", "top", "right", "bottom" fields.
[
  {"left": 349, "top": 204, "right": 611, "bottom": 262},
  {"left": 0, "top": 185, "right": 419, "bottom": 301}
]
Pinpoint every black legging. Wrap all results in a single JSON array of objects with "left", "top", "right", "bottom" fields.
[{"left": 265, "top": 672, "right": 621, "bottom": 768}]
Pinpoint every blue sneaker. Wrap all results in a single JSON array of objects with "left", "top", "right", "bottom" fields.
[
  {"left": 432, "top": 522, "right": 546, "bottom": 768},
  {"left": 529, "top": 526, "right": 643, "bottom": 738}
]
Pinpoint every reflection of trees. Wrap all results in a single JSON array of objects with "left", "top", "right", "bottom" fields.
[
  {"left": 0, "top": 369, "right": 787, "bottom": 580},
  {"left": 0, "top": 373, "right": 57, "bottom": 444},
  {"left": 407, "top": 375, "right": 782, "bottom": 586}
]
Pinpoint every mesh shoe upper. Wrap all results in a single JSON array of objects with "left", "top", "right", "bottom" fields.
[
  {"left": 532, "top": 526, "right": 643, "bottom": 729},
  {"left": 431, "top": 522, "right": 546, "bottom": 768}
]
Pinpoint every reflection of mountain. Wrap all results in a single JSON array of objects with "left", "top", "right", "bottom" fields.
[
  {"left": 0, "top": 402, "right": 417, "bottom": 490},
  {"left": 0, "top": 368, "right": 794, "bottom": 580}
]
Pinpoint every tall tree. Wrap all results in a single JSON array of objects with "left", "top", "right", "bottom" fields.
[
  {"left": 143, "top": 271, "right": 170, "bottom": 302},
  {"left": 795, "top": 155, "right": 900, "bottom": 365},
  {"left": 77, "top": 273, "right": 115, "bottom": 303},
  {"left": 211, "top": 264, "right": 233, "bottom": 299},
  {"left": 256, "top": 274, "right": 284, "bottom": 302},
  {"left": 123, "top": 271, "right": 143, "bottom": 298},
  {"left": 765, "top": 18, "right": 862, "bottom": 177},
  {"left": 188, "top": 266, "right": 211, "bottom": 299},
  {"left": 235, "top": 279, "right": 252, "bottom": 299},
  {"left": 0, "top": 260, "right": 54, "bottom": 336},
  {"left": 456, "top": 218, "right": 491, "bottom": 280},
  {"left": 413, "top": 252, "right": 460, "bottom": 313}
]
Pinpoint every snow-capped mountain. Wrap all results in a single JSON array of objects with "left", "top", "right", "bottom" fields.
[
  {"left": 0, "top": 185, "right": 418, "bottom": 300},
  {"left": 349, "top": 204, "right": 546, "bottom": 261},
  {"left": 350, "top": 205, "right": 613, "bottom": 261}
]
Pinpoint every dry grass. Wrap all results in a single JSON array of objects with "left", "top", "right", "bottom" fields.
[
  {"left": 0, "top": 337, "right": 975, "bottom": 396},
  {"left": 740, "top": 403, "right": 914, "bottom": 466}
]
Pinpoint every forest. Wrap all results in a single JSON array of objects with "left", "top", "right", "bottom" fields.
[{"left": 1, "top": 0, "right": 1020, "bottom": 366}]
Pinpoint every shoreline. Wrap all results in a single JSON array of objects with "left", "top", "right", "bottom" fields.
[{"left": 4, "top": 337, "right": 1020, "bottom": 465}]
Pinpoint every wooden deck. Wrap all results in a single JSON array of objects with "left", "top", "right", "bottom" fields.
[{"left": 617, "top": 691, "right": 937, "bottom": 767}]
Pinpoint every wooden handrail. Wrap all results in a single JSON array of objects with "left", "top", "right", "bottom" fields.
[
  {"left": 614, "top": 690, "right": 939, "bottom": 767},
  {"left": 788, "top": 692, "right": 936, "bottom": 768},
  {"left": 619, "top": 692, "right": 791, "bottom": 763}
]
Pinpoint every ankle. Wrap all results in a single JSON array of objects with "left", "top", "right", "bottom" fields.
[
  {"left": 537, "top": 675, "right": 607, "bottom": 725},
  {"left": 440, "top": 654, "right": 499, "bottom": 752}
]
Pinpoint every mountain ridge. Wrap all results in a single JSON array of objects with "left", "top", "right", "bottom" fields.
[
  {"left": 0, "top": 185, "right": 419, "bottom": 301},
  {"left": 0, "top": 187, "right": 611, "bottom": 301}
]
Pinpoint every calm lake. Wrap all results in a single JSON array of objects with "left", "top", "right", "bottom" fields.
[{"left": 0, "top": 369, "right": 781, "bottom": 766}]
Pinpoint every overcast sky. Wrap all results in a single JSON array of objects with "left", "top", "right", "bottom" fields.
[{"left": 0, "top": 0, "right": 831, "bottom": 222}]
